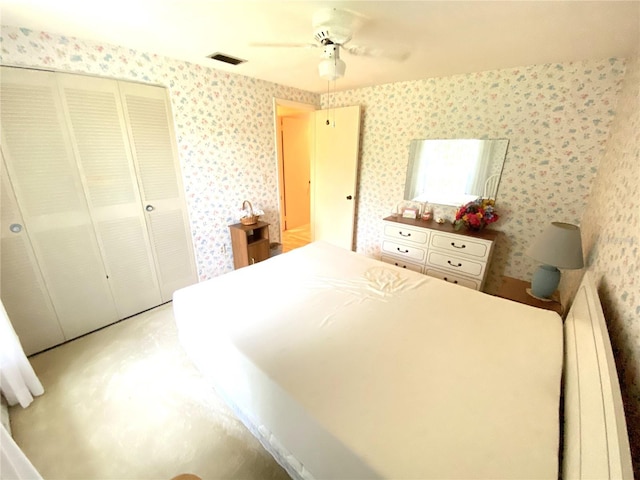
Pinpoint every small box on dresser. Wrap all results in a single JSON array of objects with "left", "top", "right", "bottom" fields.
[{"left": 381, "top": 215, "right": 499, "bottom": 291}]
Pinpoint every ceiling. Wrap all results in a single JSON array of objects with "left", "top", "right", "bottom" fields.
[{"left": 1, "top": 1, "right": 639, "bottom": 93}]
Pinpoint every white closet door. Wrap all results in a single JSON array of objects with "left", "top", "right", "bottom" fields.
[
  {"left": 1, "top": 155, "right": 65, "bottom": 355},
  {"left": 57, "top": 73, "right": 163, "bottom": 318},
  {"left": 119, "top": 82, "right": 197, "bottom": 300},
  {"left": 0, "top": 67, "right": 119, "bottom": 341}
]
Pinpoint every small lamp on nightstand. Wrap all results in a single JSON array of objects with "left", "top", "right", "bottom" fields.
[{"left": 526, "top": 222, "right": 584, "bottom": 299}]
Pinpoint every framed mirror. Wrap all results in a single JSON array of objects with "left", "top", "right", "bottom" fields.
[{"left": 404, "top": 138, "right": 509, "bottom": 207}]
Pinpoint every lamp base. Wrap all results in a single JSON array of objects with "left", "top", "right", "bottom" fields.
[
  {"left": 525, "top": 288, "right": 555, "bottom": 302},
  {"left": 531, "top": 264, "right": 560, "bottom": 299}
]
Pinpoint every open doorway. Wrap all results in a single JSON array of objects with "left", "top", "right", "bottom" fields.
[
  {"left": 274, "top": 99, "right": 362, "bottom": 253},
  {"left": 274, "top": 99, "right": 316, "bottom": 253}
]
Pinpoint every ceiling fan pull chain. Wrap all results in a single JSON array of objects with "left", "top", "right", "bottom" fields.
[
  {"left": 332, "top": 78, "right": 337, "bottom": 128},
  {"left": 326, "top": 80, "right": 330, "bottom": 125}
]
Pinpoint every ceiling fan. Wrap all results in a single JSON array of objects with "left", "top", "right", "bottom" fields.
[{"left": 251, "top": 7, "right": 409, "bottom": 81}]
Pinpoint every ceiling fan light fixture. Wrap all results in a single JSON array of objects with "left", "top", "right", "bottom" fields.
[
  {"left": 319, "top": 57, "right": 346, "bottom": 81},
  {"left": 318, "top": 43, "right": 346, "bottom": 81},
  {"left": 313, "top": 26, "right": 352, "bottom": 46}
]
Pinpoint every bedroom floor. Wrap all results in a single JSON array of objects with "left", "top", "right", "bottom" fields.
[
  {"left": 9, "top": 304, "right": 290, "bottom": 480},
  {"left": 281, "top": 223, "right": 310, "bottom": 253}
]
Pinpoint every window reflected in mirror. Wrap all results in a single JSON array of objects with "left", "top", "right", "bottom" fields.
[{"left": 405, "top": 138, "right": 509, "bottom": 207}]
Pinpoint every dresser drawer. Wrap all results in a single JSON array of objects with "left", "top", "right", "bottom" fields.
[
  {"left": 426, "top": 251, "right": 485, "bottom": 278},
  {"left": 381, "top": 216, "right": 497, "bottom": 292},
  {"left": 381, "top": 255, "right": 423, "bottom": 273},
  {"left": 383, "top": 224, "right": 429, "bottom": 245},
  {"left": 382, "top": 240, "right": 427, "bottom": 263},
  {"left": 430, "top": 232, "right": 490, "bottom": 260},
  {"left": 425, "top": 268, "right": 480, "bottom": 290}
]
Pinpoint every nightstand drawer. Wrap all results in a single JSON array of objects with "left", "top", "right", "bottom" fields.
[
  {"left": 383, "top": 224, "right": 429, "bottom": 244},
  {"left": 430, "top": 232, "right": 490, "bottom": 259},
  {"left": 425, "top": 268, "right": 480, "bottom": 290},
  {"left": 382, "top": 240, "right": 427, "bottom": 262},
  {"left": 426, "top": 251, "right": 485, "bottom": 278},
  {"left": 381, "top": 255, "right": 423, "bottom": 273}
]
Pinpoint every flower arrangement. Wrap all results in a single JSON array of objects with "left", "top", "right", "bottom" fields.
[{"left": 453, "top": 198, "right": 499, "bottom": 232}]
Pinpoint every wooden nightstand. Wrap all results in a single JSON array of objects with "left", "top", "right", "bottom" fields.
[
  {"left": 494, "top": 276, "right": 563, "bottom": 315},
  {"left": 228, "top": 221, "right": 270, "bottom": 269}
]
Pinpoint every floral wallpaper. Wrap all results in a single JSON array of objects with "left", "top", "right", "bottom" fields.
[
  {"left": 321, "top": 60, "right": 626, "bottom": 292},
  {"left": 0, "top": 25, "right": 319, "bottom": 280},
  {"left": 564, "top": 55, "right": 639, "bottom": 474}
]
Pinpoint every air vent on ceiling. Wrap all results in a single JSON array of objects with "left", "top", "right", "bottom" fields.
[{"left": 207, "top": 52, "right": 246, "bottom": 66}]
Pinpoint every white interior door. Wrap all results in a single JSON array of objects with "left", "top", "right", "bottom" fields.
[
  {"left": 57, "top": 73, "right": 163, "bottom": 318},
  {"left": 311, "top": 105, "right": 361, "bottom": 250},
  {"left": 0, "top": 67, "right": 119, "bottom": 340},
  {"left": 282, "top": 115, "right": 311, "bottom": 230},
  {"left": 1, "top": 154, "right": 65, "bottom": 355},
  {"left": 119, "top": 82, "right": 198, "bottom": 300}
]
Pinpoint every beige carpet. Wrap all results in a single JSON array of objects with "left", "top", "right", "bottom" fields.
[{"left": 9, "top": 304, "right": 290, "bottom": 480}]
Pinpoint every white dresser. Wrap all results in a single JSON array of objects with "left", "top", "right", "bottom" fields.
[{"left": 380, "top": 216, "right": 499, "bottom": 291}]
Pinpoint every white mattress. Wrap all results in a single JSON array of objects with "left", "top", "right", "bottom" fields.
[{"left": 173, "top": 241, "right": 563, "bottom": 479}]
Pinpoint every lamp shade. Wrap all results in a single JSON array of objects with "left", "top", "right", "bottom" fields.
[{"left": 526, "top": 222, "right": 584, "bottom": 269}]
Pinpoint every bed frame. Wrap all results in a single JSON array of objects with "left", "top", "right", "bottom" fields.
[{"left": 562, "top": 271, "right": 633, "bottom": 479}]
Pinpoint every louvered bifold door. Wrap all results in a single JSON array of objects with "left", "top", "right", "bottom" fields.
[
  {"left": 118, "top": 82, "right": 197, "bottom": 300},
  {"left": 0, "top": 67, "right": 119, "bottom": 342},
  {"left": 1, "top": 154, "right": 65, "bottom": 355},
  {"left": 57, "top": 73, "right": 163, "bottom": 318}
]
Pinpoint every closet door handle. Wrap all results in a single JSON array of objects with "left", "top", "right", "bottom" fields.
[
  {"left": 9, "top": 223, "right": 23, "bottom": 233},
  {"left": 145, "top": 205, "right": 155, "bottom": 212}
]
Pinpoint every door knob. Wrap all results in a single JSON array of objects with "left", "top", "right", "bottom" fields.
[
  {"left": 145, "top": 205, "right": 155, "bottom": 212},
  {"left": 346, "top": 195, "right": 353, "bottom": 200},
  {"left": 9, "top": 223, "right": 22, "bottom": 233}
]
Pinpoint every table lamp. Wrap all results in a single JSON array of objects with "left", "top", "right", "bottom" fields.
[{"left": 526, "top": 222, "right": 584, "bottom": 299}]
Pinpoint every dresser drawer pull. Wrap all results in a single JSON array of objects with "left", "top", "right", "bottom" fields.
[
  {"left": 399, "top": 231, "right": 411, "bottom": 237},
  {"left": 447, "top": 260, "right": 463, "bottom": 267},
  {"left": 443, "top": 277, "right": 459, "bottom": 284},
  {"left": 397, "top": 248, "right": 410, "bottom": 254},
  {"left": 395, "top": 262, "right": 407, "bottom": 268},
  {"left": 450, "top": 242, "right": 466, "bottom": 249}
]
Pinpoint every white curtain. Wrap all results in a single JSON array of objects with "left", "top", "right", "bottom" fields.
[
  {"left": 0, "top": 300, "right": 44, "bottom": 407},
  {"left": 0, "top": 300, "right": 44, "bottom": 479},
  {"left": 1, "top": 424, "right": 42, "bottom": 480},
  {"left": 468, "top": 142, "right": 492, "bottom": 195}
]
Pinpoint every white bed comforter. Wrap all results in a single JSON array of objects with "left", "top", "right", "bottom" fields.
[{"left": 174, "top": 241, "right": 563, "bottom": 479}]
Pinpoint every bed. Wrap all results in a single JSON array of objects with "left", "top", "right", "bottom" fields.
[{"left": 173, "top": 241, "right": 632, "bottom": 479}]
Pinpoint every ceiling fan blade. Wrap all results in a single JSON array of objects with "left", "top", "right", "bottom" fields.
[
  {"left": 249, "top": 41, "right": 318, "bottom": 49},
  {"left": 312, "top": 7, "right": 367, "bottom": 33},
  {"left": 343, "top": 43, "right": 410, "bottom": 62}
]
